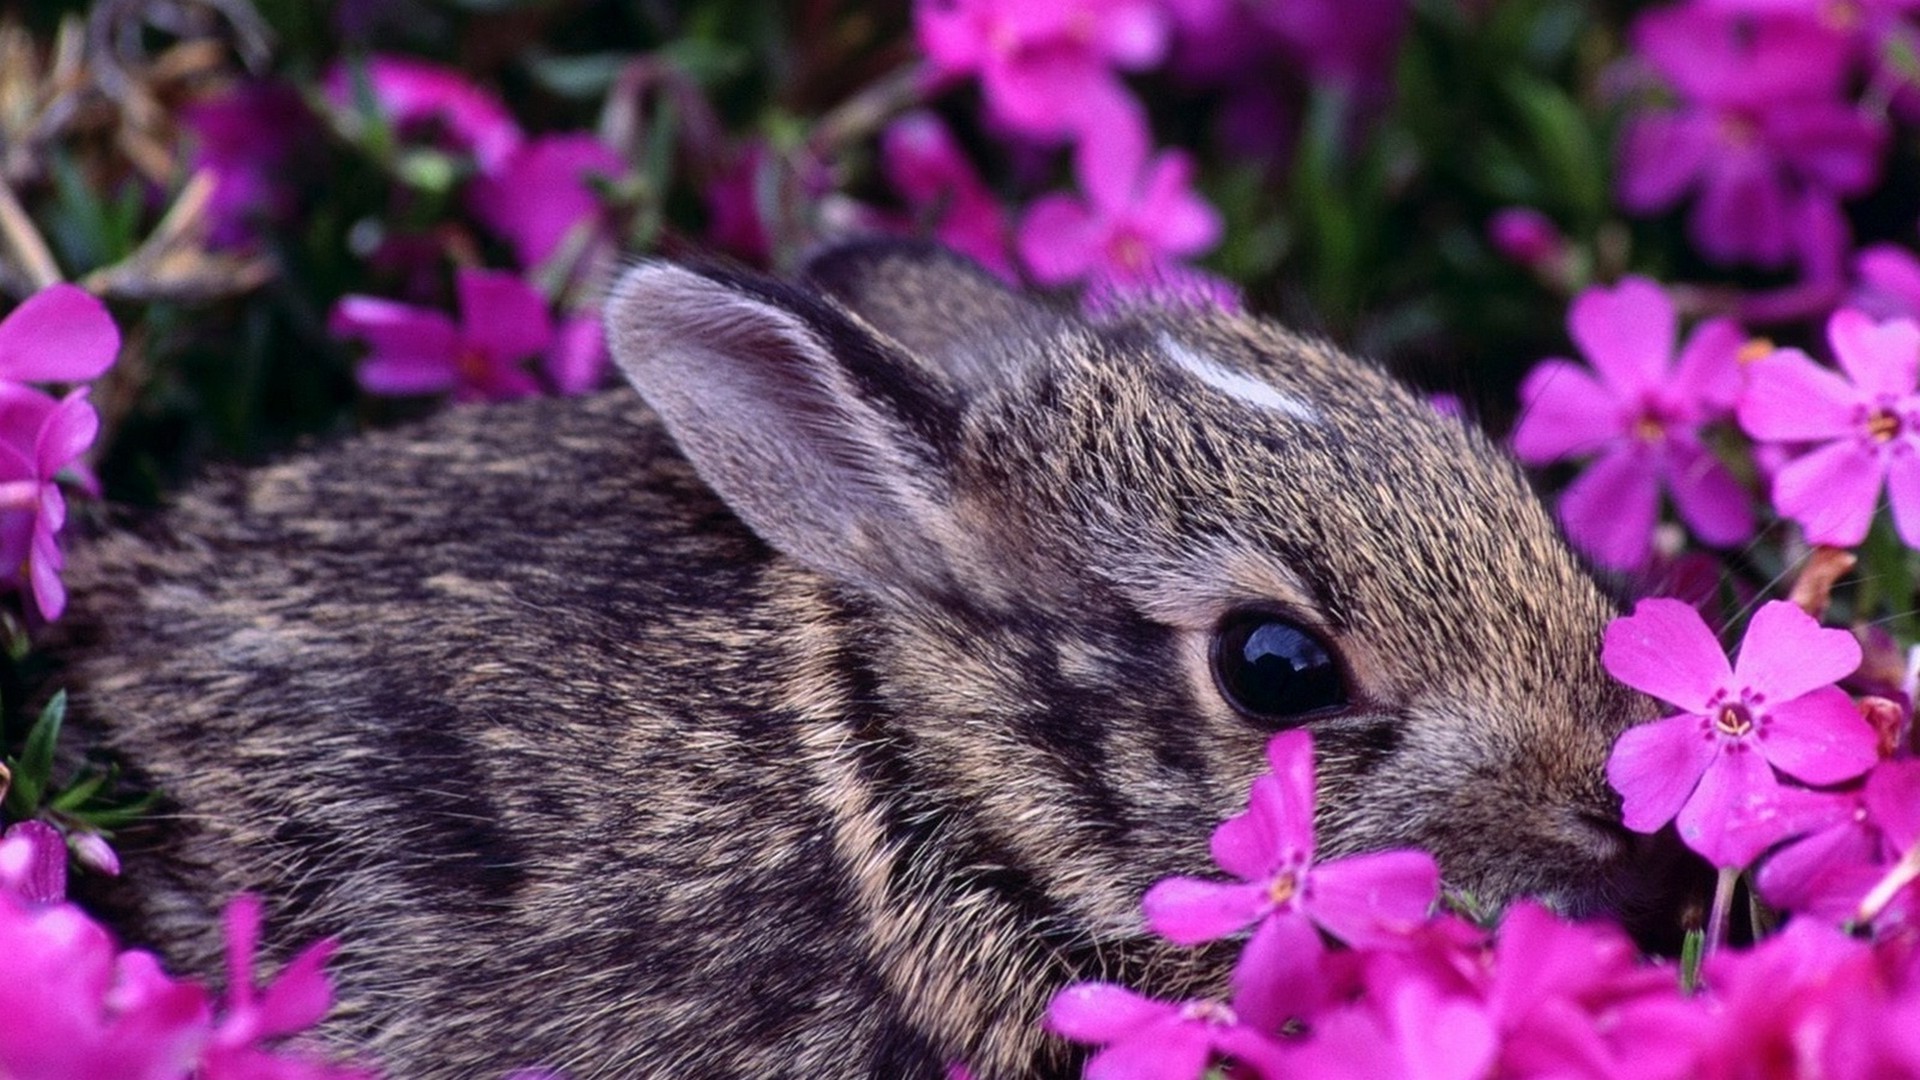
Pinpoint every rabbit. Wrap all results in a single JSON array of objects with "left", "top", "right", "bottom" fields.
[{"left": 54, "top": 240, "right": 1659, "bottom": 1078}]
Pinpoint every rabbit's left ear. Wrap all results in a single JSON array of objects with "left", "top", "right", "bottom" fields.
[
  {"left": 604, "top": 261, "right": 962, "bottom": 599},
  {"left": 803, "top": 239, "right": 1062, "bottom": 398}
]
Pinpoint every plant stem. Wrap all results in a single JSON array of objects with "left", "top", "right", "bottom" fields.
[{"left": 1705, "top": 865, "right": 1740, "bottom": 955}]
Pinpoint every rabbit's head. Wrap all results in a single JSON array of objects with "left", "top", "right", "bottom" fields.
[{"left": 607, "top": 241, "right": 1657, "bottom": 1038}]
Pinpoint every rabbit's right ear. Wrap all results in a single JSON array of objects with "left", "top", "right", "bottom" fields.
[{"left": 605, "top": 261, "right": 962, "bottom": 599}]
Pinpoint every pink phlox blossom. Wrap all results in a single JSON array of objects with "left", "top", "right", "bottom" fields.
[
  {"left": 0, "top": 831, "right": 210, "bottom": 1079},
  {"left": 182, "top": 81, "right": 316, "bottom": 247},
  {"left": 1852, "top": 242, "right": 1920, "bottom": 322},
  {"left": 323, "top": 56, "right": 523, "bottom": 173},
  {"left": 0, "top": 386, "right": 103, "bottom": 621},
  {"left": 1, "top": 819, "right": 67, "bottom": 903},
  {"left": 201, "top": 895, "right": 374, "bottom": 1080},
  {"left": 880, "top": 112, "right": 1014, "bottom": 278},
  {"left": 1511, "top": 277, "right": 1753, "bottom": 570},
  {"left": 1618, "top": 5, "right": 1887, "bottom": 270},
  {"left": 331, "top": 269, "right": 558, "bottom": 402},
  {"left": 1604, "top": 598, "right": 1880, "bottom": 868},
  {"left": 914, "top": 0, "right": 1167, "bottom": 141},
  {"left": 1486, "top": 901, "right": 1701, "bottom": 1079},
  {"left": 1143, "top": 729, "right": 1439, "bottom": 1027},
  {"left": 1738, "top": 307, "right": 1920, "bottom": 547},
  {"left": 1488, "top": 207, "right": 1568, "bottom": 272},
  {"left": 469, "top": 134, "right": 628, "bottom": 270},
  {"left": 1017, "top": 107, "right": 1221, "bottom": 289},
  {"left": 1693, "top": 918, "right": 1901, "bottom": 1079},
  {"left": 1045, "top": 983, "right": 1292, "bottom": 1080},
  {"left": 1285, "top": 980, "right": 1496, "bottom": 1080}
]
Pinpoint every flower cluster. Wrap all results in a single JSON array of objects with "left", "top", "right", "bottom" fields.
[
  {"left": 0, "top": 286, "right": 118, "bottom": 622},
  {"left": 0, "top": 826, "right": 376, "bottom": 1080},
  {"left": 1045, "top": 724, "right": 1920, "bottom": 1080}
]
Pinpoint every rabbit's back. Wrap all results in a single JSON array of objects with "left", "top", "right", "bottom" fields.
[{"left": 61, "top": 391, "right": 944, "bottom": 1077}]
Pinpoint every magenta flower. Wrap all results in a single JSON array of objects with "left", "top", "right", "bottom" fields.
[
  {"left": 0, "top": 283, "right": 119, "bottom": 386},
  {"left": 915, "top": 0, "right": 1167, "bottom": 141},
  {"left": 1, "top": 820, "right": 67, "bottom": 904},
  {"left": 1018, "top": 108, "right": 1221, "bottom": 288},
  {"left": 1487, "top": 207, "right": 1567, "bottom": 271},
  {"left": 0, "top": 387, "right": 103, "bottom": 621},
  {"left": 1604, "top": 599, "right": 1879, "bottom": 867},
  {"left": 182, "top": 81, "right": 315, "bottom": 247},
  {"left": 1045, "top": 983, "right": 1292, "bottom": 1080},
  {"left": 331, "top": 269, "right": 556, "bottom": 402},
  {"left": 201, "top": 895, "right": 372, "bottom": 1080},
  {"left": 1286, "top": 982, "right": 1496, "bottom": 1080},
  {"left": 1143, "top": 729, "right": 1439, "bottom": 1024},
  {"left": 470, "top": 134, "right": 628, "bottom": 270},
  {"left": 881, "top": 112, "right": 1014, "bottom": 278},
  {"left": 324, "top": 55, "right": 522, "bottom": 172},
  {"left": 1738, "top": 308, "right": 1920, "bottom": 547},
  {"left": 1618, "top": 5, "right": 1885, "bottom": 270},
  {"left": 1512, "top": 278, "right": 1753, "bottom": 570},
  {"left": 1852, "top": 243, "right": 1920, "bottom": 322}
]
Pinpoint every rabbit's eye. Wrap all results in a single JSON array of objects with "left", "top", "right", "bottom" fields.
[{"left": 1212, "top": 612, "right": 1347, "bottom": 721}]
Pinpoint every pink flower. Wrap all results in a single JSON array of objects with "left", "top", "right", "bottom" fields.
[
  {"left": 0, "top": 387, "right": 104, "bottom": 621},
  {"left": 331, "top": 270, "right": 556, "bottom": 402},
  {"left": 1, "top": 820, "right": 67, "bottom": 903},
  {"left": 470, "top": 134, "right": 628, "bottom": 270},
  {"left": 1604, "top": 599, "right": 1879, "bottom": 867},
  {"left": 1618, "top": 5, "right": 1887, "bottom": 270},
  {"left": 1511, "top": 278, "right": 1753, "bottom": 570},
  {"left": 1487, "top": 207, "right": 1567, "bottom": 271},
  {"left": 201, "top": 895, "right": 372, "bottom": 1080},
  {"left": 1738, "top": 308, "right": 1920, "bottom": 547},
  {"left": 1852, "top": 242, "right": 1920, "bottom": 321},
  {"left": 0, "top": 283, "right": 119, "bottom": 386},
  {"left": 881, "top": 112, "right": 1014, "bottom": 278},
  {"left": 915, "top": 0, "right": 1167, "bottom": 141},
  {"left": 1045, "top": 983, "right": 1292, "bottom": 1080},
  {"left": 323, "top": 56, "right": 522, "bottom": 172},
  {"left": 1143, "top": 730, "right": 1439, "bottom": 1025},
  {"left": 1287, "top": 982, "right": 1495, "bottom": 1080},
  {"left": 1018, "top": 108, "right": 1221, "bottom": 288},
  {"left": 182, "top": 81, "right": 316, "bottom": 247}
]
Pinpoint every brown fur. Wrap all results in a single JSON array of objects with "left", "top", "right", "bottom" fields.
[{"left": 54, "top": 242, "right": 1656, "bottom": 1078}]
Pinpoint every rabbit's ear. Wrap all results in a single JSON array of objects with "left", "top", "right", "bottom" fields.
[
  {"left": 803, "top": 239, "right": 1061, "bottom": 396},
  {"left": 606, "top": 261, "right": 961, "bottom": 596}
]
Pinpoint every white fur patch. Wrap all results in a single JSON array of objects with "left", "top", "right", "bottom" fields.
[{"left": 1160, "top": 334, "right": 1318, "bottom": 422}]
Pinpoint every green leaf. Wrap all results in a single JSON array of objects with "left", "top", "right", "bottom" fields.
[
  {"left": 1679, "top": 928, "right": 1705, "bottom": 993},
  {"left": 1503, "top": 74, "right": 1607, "bottom": 220},
  {"left": 4, "top": 691, "right": 64, "bottom": 816}
]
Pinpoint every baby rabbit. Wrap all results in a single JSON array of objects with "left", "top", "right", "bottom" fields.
[{"left": 58, "top": 241, "right": 1653, "bottom": 1078}]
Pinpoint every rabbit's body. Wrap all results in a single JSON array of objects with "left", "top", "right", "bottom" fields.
[{"left": 60, "top": 244, "right": 1655, "bottom": 1078}]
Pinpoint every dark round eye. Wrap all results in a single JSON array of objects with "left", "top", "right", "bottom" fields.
[{"left": 1212, "top": 612, "right": 1347, "bottom": 721}]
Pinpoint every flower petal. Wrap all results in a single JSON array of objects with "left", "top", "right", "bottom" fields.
[
  {"left": 1664, "top": 437, "right": 1753, "bottom": 547},
  {"left": 1669, "top": 316, "right": 1746, "bottom": 413},
  {"left": 1828, "top": 307, "right": 1920, "bottom": 398},
  {"left": 1511, "top": 360, "right": 1622, "bottom": 464},
  {"left": 1085, "top": 1023, "right": 1213, "bottom": 1080},
  {"left": 1568, "top": 278, "right": 1676, "bottom": 395},
  {"left": 1737, "top": 347, "right": 1865, "bottom": 442},
  {"left": 1603, "top": 597, "right": 1730, "bottom": 713},
  {"left": 1558, "top": 443, "right": 1660, "bottom": 570},
  {"left": 1607, "top": 712, "right": 1717, "bottom": 833},
  {"left": 1676, "top": 744, "right": 1783, "bottom": 868},
  {"left": 1866, "top": 759, "right": 1920, "bottom": 848},
  {"left": 1017, "top": 195, "right": 1102, "bottom": 285},
  {"left": 1757, "top": 685, "right": 1879, "bottom": 786},
  {"left": 0, "top": 284, "right": 119, "bottom": 383},
  {"left": 1303, "top": 849, "right": 1440, "bottom": 946},
  {"left": 1230, "top": 912, "right": 1325, "bottom": 1031},
  {"left": 456, "top": 269, "right": 554, "bottom": 370},
  {"left": 1770, "top": 439, "right": 1884, "bottom": 547},
  {"left": 1732, "top": 600, "right": 1862, "bottom": 704},
  {"left": 1047, "top": 982, "right": 1174, "bottom": 1043},
  {"left": 1142, "top": 877, "right": 1267, "bottom": 945}
]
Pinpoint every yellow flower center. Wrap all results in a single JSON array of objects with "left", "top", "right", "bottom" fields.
[
  {"left": 1869, "top": 408, "right": 1903, "bottom": 443},
  {"left": 1737, "top": 337, "right": 1776, "bottom": 364},
  {"left": 1715, "top": 704, "right": 1754, "bottom": 738},
  {"left": 1268, "top": 870, "right": 1299, "bottom": 906}
]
